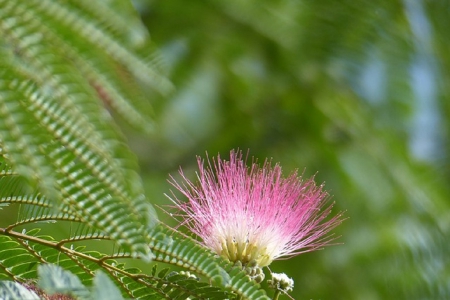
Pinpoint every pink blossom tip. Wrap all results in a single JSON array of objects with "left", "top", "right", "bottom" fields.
[{"left": 166, "top": 150, "right": 344, "bottom": 267}]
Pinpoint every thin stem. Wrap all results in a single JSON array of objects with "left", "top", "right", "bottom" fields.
[
  {"left": 0, "top": 227, "right": 194, "bottom": 298},
  {"left": 273, "top": 290, "right": 281, "bottom": 300}
]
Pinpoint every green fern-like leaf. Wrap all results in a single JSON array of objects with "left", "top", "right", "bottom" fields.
[
  {"left": 0, "top": 81, "right": 152, "bottom": 256},
  {"left": 0, "top": 170, "right": 267, "bottom": 299},
  {"left": 0, "top": 230, "right": 235, "bottom": 299},
  {"left": 0, "top": 1, "right": 271, "bottom": 299},
  {"left": 0, "top": 0, "right": 173, "bottom": 130},
  {"left": 148, "top": 224, "right": 270, "bottom": 300},
  {"left": 0, "top": 197, "right": 268, "bottom": 299},
  {"left": 0, "top": 0, "right": 170, "bottom": 256}
]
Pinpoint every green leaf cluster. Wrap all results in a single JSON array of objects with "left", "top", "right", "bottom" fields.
[{"left": 0, "top": 0, "right": 268, "bottom": 299}]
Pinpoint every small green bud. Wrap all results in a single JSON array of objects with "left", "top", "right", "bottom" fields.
[{"left": 233, "top": 261, "right": 243, "bottom": 268}]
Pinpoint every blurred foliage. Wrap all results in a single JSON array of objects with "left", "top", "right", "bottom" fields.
[
  {"left": 0, "top": 0, "right": 448, "bottom": 299},
  {"left": 131, "top": 0, "right": 450, "bottom": 299}
]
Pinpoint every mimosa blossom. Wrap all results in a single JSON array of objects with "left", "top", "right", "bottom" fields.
[{"left": 167, "top": 150, "right": 344, "bottom": 268}]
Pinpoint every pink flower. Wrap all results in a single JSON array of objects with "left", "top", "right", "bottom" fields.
[{"left": 166, "top": 150, "right": 344, "bottom": 268}]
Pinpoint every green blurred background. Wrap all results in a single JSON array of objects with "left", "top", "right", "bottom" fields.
[{"left": 127, "top": 0, "right": 450, "bottom": 299}]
